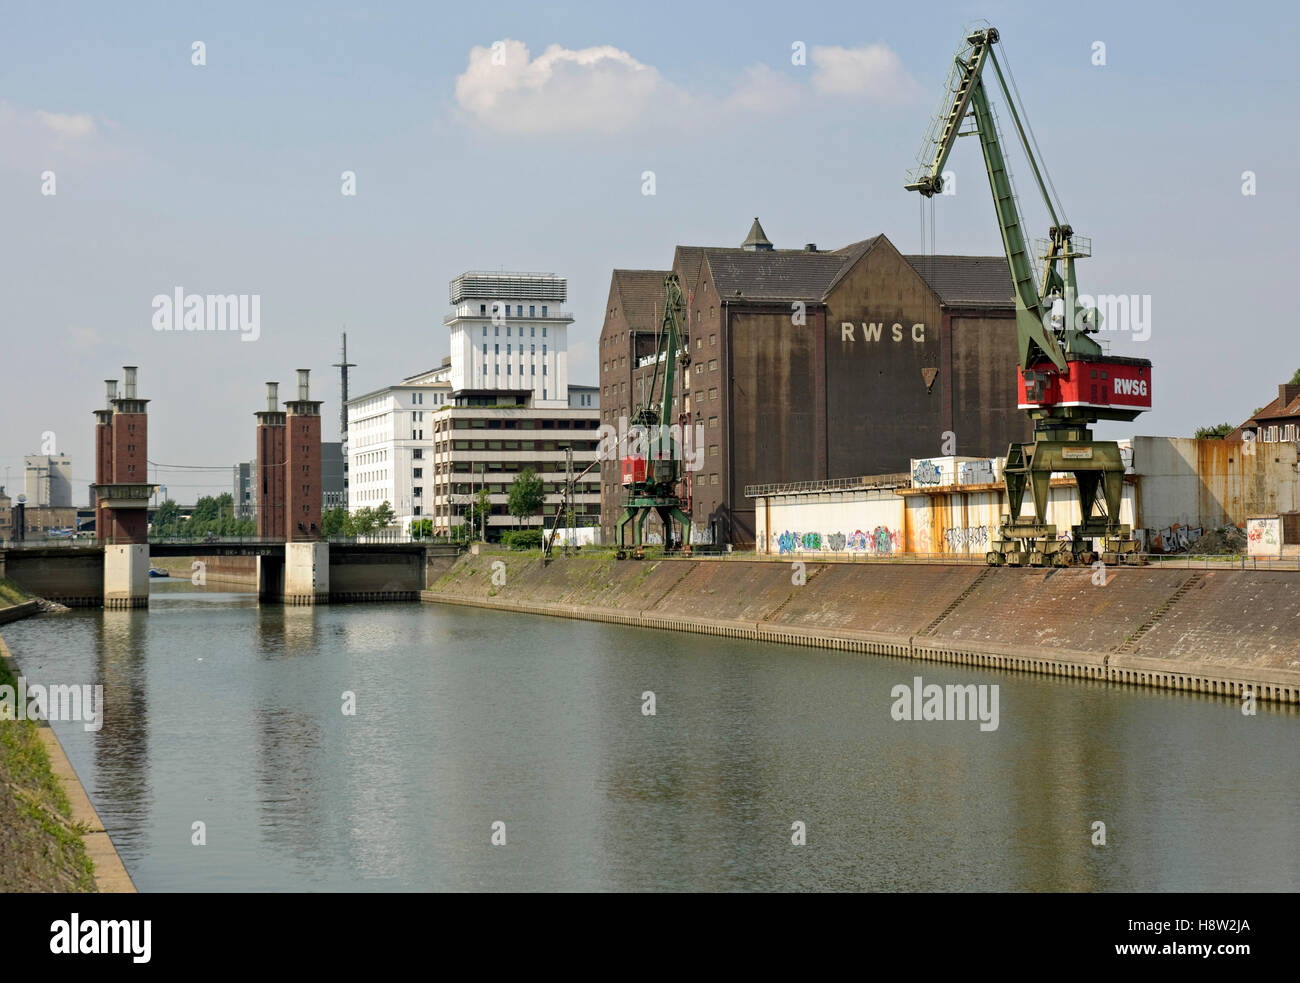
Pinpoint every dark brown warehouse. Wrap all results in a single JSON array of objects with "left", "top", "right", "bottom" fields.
[{"left": 598, "top": 219, "right": 1030, "bottom": 547}]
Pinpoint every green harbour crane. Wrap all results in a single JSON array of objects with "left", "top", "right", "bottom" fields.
[
  {"left": 906, "top": 25, "right": 1153, "bottom": 567},
  {"left": 615, "top": 272, "right": 693, "bottom": 560}
]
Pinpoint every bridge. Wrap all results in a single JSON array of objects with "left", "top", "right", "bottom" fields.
[{"left": 0, "top": 540, "right": 463, "bottom": 608}]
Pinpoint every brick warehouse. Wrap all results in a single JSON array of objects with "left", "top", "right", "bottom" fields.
[{"left": 597, "top": 219, "right": 1031, "bottom": 547}]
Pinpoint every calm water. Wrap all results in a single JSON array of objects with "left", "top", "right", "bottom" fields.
[{"left": 3, "top": 578, "right": 1298, "bottom": 891}]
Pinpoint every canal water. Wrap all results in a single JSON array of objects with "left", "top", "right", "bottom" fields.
[{"left": 3, "top": 578, "right": 1297, "bottom": 891}]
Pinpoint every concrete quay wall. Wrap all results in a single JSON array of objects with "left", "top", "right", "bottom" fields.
[{"left": 421, "top": 553, "right": 1300, "bottom": 704}]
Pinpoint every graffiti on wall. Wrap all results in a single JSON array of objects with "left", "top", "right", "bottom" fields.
[
  {"left": 774, "top": 527, "right": 901, "bottom": 555},
  {"left": 942, "top": 525, "right": 991, "bottom": 550},
  {"left": 912, "top": 459, "right": 941, "bottom": 486},
  {"left": 1146, "top": 524, "right": 1203, "bottom": 553}
]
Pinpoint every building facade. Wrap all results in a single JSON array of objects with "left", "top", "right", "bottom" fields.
[
  {"left": 426, "top": 390, "right": 600, "bottom": 537},
  {"left": 445, "top": 272, "right": 571, "bottom": 407},
  {"left": 345, "top": 365, "right": 453, "bottom": 522},
  {"left": 24, "top": 453, "right": 73, "bottom": 507},
  {"left": 598, "top": 219, "right": 1030, "bottom": 547},
  {"left": 1229, "top": 382, "right": 1300, "bottom": 443}
]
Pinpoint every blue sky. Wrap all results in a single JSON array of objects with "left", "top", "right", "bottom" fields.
[{"left": 2, "top": 0, "right": 1297, "bottom": 501}]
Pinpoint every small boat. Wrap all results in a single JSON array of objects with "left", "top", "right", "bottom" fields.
[{"left": 148, "top": 567, "right": 169, "bottom": 578}]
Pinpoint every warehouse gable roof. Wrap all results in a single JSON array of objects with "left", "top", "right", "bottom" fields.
[
  {"left": 902, "top": 254, "right": 1014, "bottom": 307},
  {"left": 609, "top": 269, "right": 670, "bottom": 333},
  {"left": 705, "top": 248, "right": 853, "bottom": 301}
]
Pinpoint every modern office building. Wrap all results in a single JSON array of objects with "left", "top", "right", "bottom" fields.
[{"left": 444, "top": 272, "right": 571, "bottom": 407}]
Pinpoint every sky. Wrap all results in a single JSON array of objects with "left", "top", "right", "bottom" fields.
[{"left": 2, "top": 0, "right": 1297, "bottom": 503}]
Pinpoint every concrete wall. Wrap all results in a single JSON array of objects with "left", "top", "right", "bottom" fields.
[
  {"left": 423, "top": 552, "right": 1300, "bottom": 703},
  {"left": 1133, "top": 436, "right": 1300, "bottom": 531},
  {"left": 753, "top": 481, "right": 1140, "bottom": 556},
  {"left": 2, "top": 548, "right": 103, "bottom": 605},
  {"left": 329, "top": 546, "right": 422, "bottom": 600}
]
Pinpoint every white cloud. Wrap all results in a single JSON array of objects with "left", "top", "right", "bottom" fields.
[
  {"left": 455, "top": 40, "right": 675, "bottom": 135},
  {"left": 35, "top": 110, "right": 96, "bottom": 139},
  {"left": 725, "top": 64, "right": 801, "bottom": 113},
  {"left": 454, "top": 39, "right": 917, "bottom": 135},
  {"left": 810, "top": 44, "right": 920, "bottom": 103}
]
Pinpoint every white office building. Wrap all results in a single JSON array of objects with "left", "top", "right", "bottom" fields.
[
  {"left": 445, "top": 272, "right": 571, "bottom": 407},
  {"left": 346, "top": 361, "right": 453, "bottom": 520},
  {"left": 346, "top": 271, "right": 600, "bottom": 535}
]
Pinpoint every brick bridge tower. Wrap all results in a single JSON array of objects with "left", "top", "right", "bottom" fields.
[
  {"left": 92, "top": 366, "right": 154, "bottom": 608},
  {"left": 284, "top": 369, "right": 322, "bottom": 542},
  {"left": 255, "top": 382, "right": 286, "bottom": 539}
]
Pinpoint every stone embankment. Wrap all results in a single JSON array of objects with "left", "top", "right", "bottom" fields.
[{"left": 421, "top": 552, "right": 1300, "bottom": 704}]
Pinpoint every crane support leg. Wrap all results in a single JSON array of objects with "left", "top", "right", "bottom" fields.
[{"left": 990, "top": 438, "right": 1137, "bottom": 567}]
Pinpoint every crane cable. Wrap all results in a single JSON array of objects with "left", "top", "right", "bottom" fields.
[{"left": 997, "top": 38, "right": 1068, "bottom": 225}]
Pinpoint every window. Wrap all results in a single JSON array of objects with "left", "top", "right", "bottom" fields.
[
  {"left": 709, "top": 387, "right": 719, "bottom": 400},
  {"left": 507, "top": 326, "right": 511, "bottom": 337},
  {"left": 507, "top": 344, "right": 512, "bottom": 355},
  {"left": 516, "top": 305, "right": 523, "bottom": 316},
  {"left": 482, "top": 343, "right": 487, "bottom": 356},
  {"left": 542, "top": 306, "right": 548, "bottom": 317},
  {"left": 543, "top": 344, "right": 547, "bottom": 356},
  {"left": 414, "top": 487, "right": 422, "bottom": 497},
  {"left": 530, "top": 344, "right": 535, "bottom": 354},
  {"left": 413, "top": 468, "right": 423, "bottom": 478},
  {"left": 530, "top": 326, "right": 535, "bottom": 337},
  {"left": 709, "top": 359, "right": 718, "bottom": 371},
  {"left": 529, "top": 306, "right": 535, "bottom": 317},
  {"left": 709, "top": 415, "right": 718, "bottom": 428},
  {"left": 495, "top": 326, "right": 499, "bottom": 337},
  {"left": 710, "top": 473, "right": 719, "bottom": 485},
  {"left": 495, "top": 344, "right": 499, "bottom": 354},
  {"left": 710, "top": 334, "right": 717, "bottom": 346},
  {"left": 507, "top": 364, "right": 511, "bottom": 375},
  {"left": 482, "top": 325, "right": 486, "bottom": 335},
  {"left": 542, "top": 326, "right": 547, "bottom": 337},
  {"left": 542, "top": 364, "right": 547, "bottom": 375}
]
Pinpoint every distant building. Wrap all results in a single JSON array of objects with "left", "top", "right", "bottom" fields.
[
  {"left": 0, "top": 486, "right": 11, "bottom": 540},
  {"left": 322, "top": 442, "right": 345, "bottom": 509},
  {"left": 1229, "top": 382, "right": 1300, "bottom": 443},
  {"left": 24, "top": 453, "right": 74, "bottom": 507},
  {"left": 233, "top": 461, "right": 256, "bottom": 520},
  {"left": 346, "top": 365, "right": 454, "bottom": 521},
  {"left": 598, "top": 219, "right": 1029, "bottom": 546}
]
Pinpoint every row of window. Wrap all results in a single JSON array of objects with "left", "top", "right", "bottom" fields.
[
  {"left": 485, "top": 343, "right": 548, "bottom": 356},
  {"left": 1252, "top": 424, "right": 1298, "bottom": 442},
  {"left": 480, "top": 318, "right": 548, "bottom": 332}
]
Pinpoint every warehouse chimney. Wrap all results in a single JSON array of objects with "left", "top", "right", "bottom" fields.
[
  {"left": 105, "top": 379, "right": 118, "bottom": 406},
  {"left": 266, "top": 381, "right": 279, "bottom": 412},
  {"left": 804, "top": 243, "right": 817, "bottom": 252},
  {"left": 297, "top": 369, "right": 311, "bottom": 401},
  {"left": 123, "top": 366, "right": 137, "bottom": 398}
]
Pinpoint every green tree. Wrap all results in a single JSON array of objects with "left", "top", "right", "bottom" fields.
[
  {"left": 507, "top": 467, "right": 544, "bottom": 530},
  {"left": 321, "top": 507, "right": 348, "bottom": 537},
  {"left": 349, "top": 507, "right": 377, "bottom": 536},
  {"left": 1194, "top": 423, "right": 1234, "bottom": 439},
  {"left": 374, "top": 501, "right": 396, "bottom": 531},
  {"left": 1289, "top": 367, "right": 1300, "bottom": 386}
]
